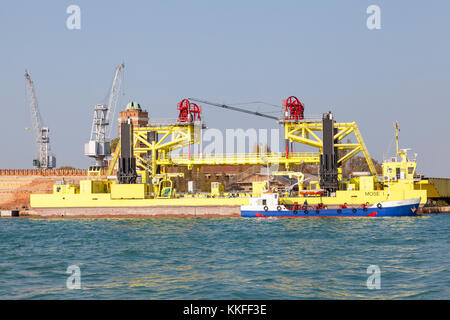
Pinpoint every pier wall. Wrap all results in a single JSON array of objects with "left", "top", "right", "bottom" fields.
[
  {"left": 0, "top": 169, "right": 88, "bottom": 210},
  {"left": 419, "top": 206, "right": 450, "bottom": 214},
  {"left": 33, "top": 206, "right": 241, "bottom": 218}
]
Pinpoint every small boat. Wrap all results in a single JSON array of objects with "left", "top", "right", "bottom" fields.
[{"left": 241, "top": 192, "right": 421, "bottom": 218}]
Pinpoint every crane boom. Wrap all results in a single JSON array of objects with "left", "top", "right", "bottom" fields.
[
  {"left": 188, "top": 98, "right": 279, "bottom": 120},
  {"left": 25, "top": 71, "right": 55, "bottom": 169},
  {"left": 106, "top": 63, "right": 125, "bottom": 139},
  {"left": 85, "top": 63, "right": 125, "bottom": 168},
  {"left": 25, "top": 71, "right": 42, "bottom": 145}
]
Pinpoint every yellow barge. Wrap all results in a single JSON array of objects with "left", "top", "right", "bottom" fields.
[
  {"left": 30, "top": 127, "right": 428, "bottom": 218},
  {"left": 30, "top": 99, "right": 430, "bottom": 218}
]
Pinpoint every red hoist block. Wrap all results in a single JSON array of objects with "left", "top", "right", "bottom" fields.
[
  {"left": 177, "top": 99, "right": 202, "bottom": 123},
  {"left": 283, "top": 96, "right": 304, "bottom": 121}
]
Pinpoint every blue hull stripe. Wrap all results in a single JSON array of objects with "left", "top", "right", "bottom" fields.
[{"left": 241, "top": 203, "right": 419, "bottom": 218}]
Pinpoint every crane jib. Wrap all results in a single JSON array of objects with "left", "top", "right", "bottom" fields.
[{"left": 188, "top": 98, "right": 278, "bottom": 120}]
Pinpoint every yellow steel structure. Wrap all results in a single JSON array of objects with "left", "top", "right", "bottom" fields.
[
  {"left": 132, "top": 123, "right": 320, "bottom": 173},
  {"left": 282, "top": 121, "right": 377, "bottom": 174},
  {"left": 87, "top": 166, "right": 102, "bottom": 178},
  {"left": 133, "top": 123, "right": 200, "bottom": 176},
  {"left": 106, "top": 140, "right": 121, "bottom": 177},
  {"left": 30, "top": 118, "right": 430, "bottom": 210},
  {"left": 105, "top": 123, "right": 200, "bottom": 177},
  {"left": 105, "top": 119, "right": 375, "bottom": 182},
  {"left": 169, "top": 152, "right": 319, "bottom": 166}
]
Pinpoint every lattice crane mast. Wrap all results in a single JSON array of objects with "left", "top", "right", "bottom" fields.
[
  {"left": 24, "top": 71, "right": 56, "bottom": 169},
  {"left": 85, "top": 63, "right": 124, "bottom": 167}
]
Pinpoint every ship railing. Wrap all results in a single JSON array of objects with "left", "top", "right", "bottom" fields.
[
  {"left": 170, "top": 152, "right": 318, "bottom": 161},
  {"left": 177, "top": 192, "right": 252, "bottom": 198},
  {"left": 147, "top": 118, "right": 179, "bottom": 126},
  {"left": 147, "top": 118, "right": 203, "bottom": 127},
  {"left": 143, "top": 192, "right": 252, "bottom": 199},
  {"left": 279, "top": 115, "right": 323, "bottom": 123}
]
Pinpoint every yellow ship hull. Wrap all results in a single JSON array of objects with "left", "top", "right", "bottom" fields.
[
  {"left": 30, "top": 189, "right": 426, "bottom": 209},
  {"left": 30, "top": 183, "right": 426, "bottom": 218}
]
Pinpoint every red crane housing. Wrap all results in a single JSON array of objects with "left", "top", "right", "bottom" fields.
[
  {"left": 283, "top": 96, "right": 304, "bottom": 121},
  {"left": 177, "top": 99, "right": 202, "bottom": 123}
]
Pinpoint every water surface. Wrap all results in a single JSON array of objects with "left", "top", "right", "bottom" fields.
[{"left": 0, "top": 215, "right": 448, "bottom": 299}]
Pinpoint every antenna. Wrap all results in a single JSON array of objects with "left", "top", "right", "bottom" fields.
[{"left": 394, "top": 121, "right": 400, "bottom": 156}]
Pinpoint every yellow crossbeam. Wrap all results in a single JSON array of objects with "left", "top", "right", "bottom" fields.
[{"left": 108, "top": 119, "right": 376, "bottom": 178}]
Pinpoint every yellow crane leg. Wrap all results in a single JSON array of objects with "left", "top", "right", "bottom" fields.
[
  {"left": 106, "top": 140, "right": 121, "bottom": 177},
  {"left": 352, "top": 125, "right": 377, "bottom": 175}
]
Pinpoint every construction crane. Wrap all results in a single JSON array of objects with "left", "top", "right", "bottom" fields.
[
  {"left": 85, "top": 63, "right": 125, "bottom": 167},
  {"left": 24, "top": 70, "right": 56, "bottom": 169},
  {"left": 188, "top": 98, "right": 279, "bottom": 120}
]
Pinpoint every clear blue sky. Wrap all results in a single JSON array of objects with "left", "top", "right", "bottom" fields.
[{"left": 0, "top": 0, "right": 449, "bottom": 177}]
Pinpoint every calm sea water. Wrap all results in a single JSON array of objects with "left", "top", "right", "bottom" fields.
[{"left": 0, "top": 215, "right": 449, "bottom": 299}]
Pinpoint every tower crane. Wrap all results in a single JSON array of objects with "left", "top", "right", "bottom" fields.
[
  {"left": 85, "top": 63, "right": 125, "bottom": 167},
  {"left": 24, "top": 71, "right": 56, "bottom": 169}
]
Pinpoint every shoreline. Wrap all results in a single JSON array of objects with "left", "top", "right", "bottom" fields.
[
  {"left": 418, "top": 206, "right": 450, "bottom": 214},
  {"left": 28, "top": 206, "right": 242, "bottom": 218},
  {"left": 5, "top": 205, "right": 449, "bottom": 218}
]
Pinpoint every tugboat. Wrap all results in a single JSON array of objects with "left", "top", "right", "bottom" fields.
[{"left": 240, "top": 191, "right": 420, "bottom": 217}]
